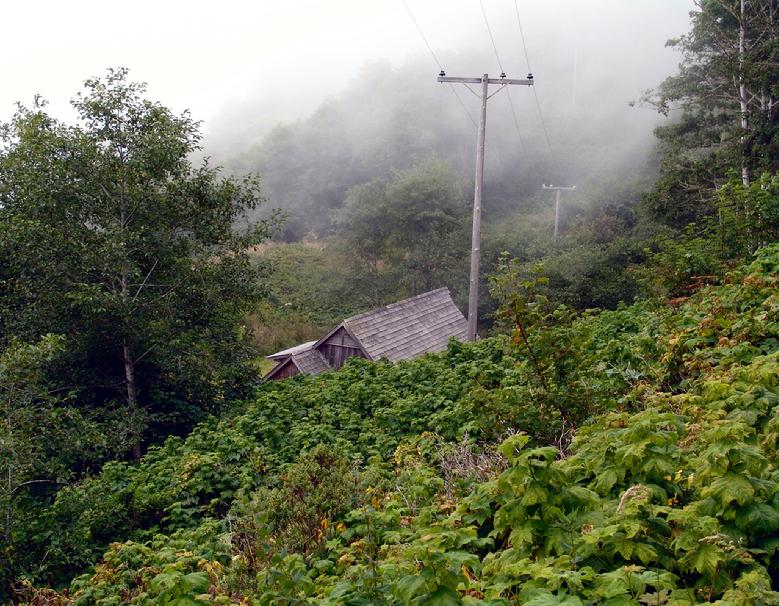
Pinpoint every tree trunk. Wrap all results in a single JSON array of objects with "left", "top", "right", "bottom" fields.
[
  {"left": 123, "top": 341, "right": 142, "bottom": 460},
  {"left": 2, "top": 408, "right": 14, "bottom": 593},
  {"left": 739, "top": 0, "right": 750, "bottom": 186}
]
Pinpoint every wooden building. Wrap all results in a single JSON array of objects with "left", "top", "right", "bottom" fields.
[
  {"left": 263, "top": 288, "right": 468, "bottom": 381},
  {"left": 263, "top": 340, "right": 330, "bottom": 380}
]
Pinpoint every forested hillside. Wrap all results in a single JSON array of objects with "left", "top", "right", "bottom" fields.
[
  {"left": 230, "top": 0, "right": 779, "bottom": 347},
  {"left": 224, "top": 54, "right": 659, "bottom": 243},
  {"left": 1, "top": 1, "right": 777, "bottom": 604}
]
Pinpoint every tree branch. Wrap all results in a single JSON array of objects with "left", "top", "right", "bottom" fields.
[
  {"left": 10, "top": 479, "right": 58, "bottom": 496},
  {"left": 132, "top": 259, "right": 158, "bottom": 302}
]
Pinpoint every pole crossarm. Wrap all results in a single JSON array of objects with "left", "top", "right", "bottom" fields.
[
  {"left": 487, "top": 85, "right": 509, "bottom": 100},
  {"left": 541, "top": 185, "right": 576, "bottom": 191},
  {"left": 438, "top": 76, "right": 534, "bottom": 86}
]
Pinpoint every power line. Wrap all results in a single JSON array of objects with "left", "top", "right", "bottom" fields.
[
  {"left": 448, "top": 87, "right": 478, "bottom": 129},
  {"left": 447, "top": 86, "right": 478, "bottom": 129},
  {"left": 401, "top": 0, "right": 477, "bottom": 128},
  {"left": 513, "top": 0, "right": 534, "bottom": 73},
  {"left": 505, "top": 88, "right": 526, "bottom": 150},
  {"left": 401, "top": 0, "right": 443, "bottom": 69},
  {"left": 479, "top": 0, "right": 524, "bottom": 146},
  {"left": 513, "top": 0, "right": 553, "bottom": 149},
  {"left": 479, "top": 0, "right": 506, "bottom": 75}
]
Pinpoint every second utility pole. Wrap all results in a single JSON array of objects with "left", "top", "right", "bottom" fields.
[
  {"left": 438, "top": 72, "right": 534, "bottom": 341},
  {"left": 541, "top": 184, "right": 576, "bottom": 240}
]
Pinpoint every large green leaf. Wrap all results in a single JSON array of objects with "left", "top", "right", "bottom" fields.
[
  {"left": 397, "top": 574, "right": 430, "bottom": 604},
  {"left": 418, "top": 586, "right": 462, "bottom": 606},
  {"left": 680, "top": 542, "right": 724, "bottom": 576},
  {"left": 523, "top": 590, "right": 584, "bottom": 606}
]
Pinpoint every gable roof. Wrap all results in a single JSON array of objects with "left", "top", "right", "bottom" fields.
[
  {"left": 264, "top": 288, "right": 468, "bottom": 381},
  {"left": 338, "top": 288, "right": 467, "bottom": 362},
  {"left": 264, "top": 347, "right": 331, "bottom": 380}
]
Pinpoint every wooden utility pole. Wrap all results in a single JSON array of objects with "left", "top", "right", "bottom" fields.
[
  {"left": 438, "top": 72, "right": 534, "bottom": 341},
  {"left": 572, "top": 47, "right": 578, "bottom": 108},
  {"left": 541, "top": 184, "right": 576, "bottom": 240}
]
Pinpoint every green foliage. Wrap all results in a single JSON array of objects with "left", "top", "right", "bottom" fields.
[
  {"left": 333, "top": 158, "right": 469, "bottom": 304},
  {"left": 66, "top": 521, "right": 230, "bottom": 606},
  {"left": 643, "top": 1, "right": 779, "bottom": 227},
  {"left": 636, "top": 173, "right": 779, "bottom": 299},
  {"left": 0, "top": 336, "right": 96, "bottom": 594},
  {"left": 716, "top": 172, "right": 779, "bottom": 256},
  {"left": 246, "top": 242, "right": 362, "bottom": 355},
  {"left": 477, "top": 199, "right": 651, "bottom": 322},
  {"left": 488, "top": 257, "right": 661, "bottom": 443},
  {"left": 7, "top": 7, "right": 779, "bottom": 601},
  {"left": 0, "top": 68, "right": 274, "bottom": 458},
  {"left": 21, "top": 244, "right": 775, "bottom": 606},
  {"left": 233, "top": 444, "right": 364, "bottom": 559},
  {"left": 230, "top": 62, "right": 481, "bottom": 241},
  {"left": 637, "top": 2, "right": 778, "bottom": 305}
]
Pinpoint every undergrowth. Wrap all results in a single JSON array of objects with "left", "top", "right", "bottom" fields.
[{"left": 14, "top": 245, "right": 779, "bottom": 605}]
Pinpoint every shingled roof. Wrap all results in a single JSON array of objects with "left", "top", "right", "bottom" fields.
[
  {"left": 264, "top": 344, "right": 331, "bottom": 380},
  {"left": 291, "top": 347, "right": 331, "bottom": 374},
  {"left": 340, "top": 287, "right": 467, "bottom": 361},
  {"left": 263, "top": 288, "right": 468, "bottom": 381}
]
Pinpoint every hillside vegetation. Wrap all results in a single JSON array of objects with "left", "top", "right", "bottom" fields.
[
  {"left": 2, "top": 2, "right": 777, "bottom": 604},
  {"left": 15, "top": 244, "right": 779, "bottom": 605}
]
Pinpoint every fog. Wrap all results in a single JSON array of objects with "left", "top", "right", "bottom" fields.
[
  {"left": 2, "top": 0, "right": 695, "bottom": 237},
  {"left": 2, "top": 1, "right": 692, "bottom": 135},
  {"left": 201, "top": 1, "right": 696, "bottom": 238},
  {"left": 204, "top": 0, "right": 694, "bottom": 154}
]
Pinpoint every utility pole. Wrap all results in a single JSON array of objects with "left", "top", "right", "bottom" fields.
[
  {"left": 572, "top": 47, "right": 578, "bottom": 108},
  {"left": 438, "top": 71, "right": 534, "bottom": 341},
  {"left": 541, "top": 184, "right": 576, "bottom": 240}
]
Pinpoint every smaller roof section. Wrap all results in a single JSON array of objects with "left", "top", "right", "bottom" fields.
[
  {"left": 292, "top": 348, "right": 331, "bottom": 375},
  {"left": 266, "top": 340, "right": 317, "bottom": 361},
  {"left": 264, "top": 347, "right": 331, "bottom": 381},
  {"left": 341, "top": 287, "right": 467, "bottom": 362}
]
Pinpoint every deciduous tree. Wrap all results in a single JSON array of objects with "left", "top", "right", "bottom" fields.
[
  {"left": 0, "top": 69, "right": 273, "bottom": 457},
  {"left": 333, "top": 159, "right": 469, "bottom": 304},
  {"left": 643, "top": 0, "right": 779, "bottom": 226}
]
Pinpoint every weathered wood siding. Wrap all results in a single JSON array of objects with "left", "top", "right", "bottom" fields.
[
  {"left": 318, "top": 327, "right": 368, "bottom": 369},
  {"left": 267, "top": 360, "right": 300, "bottom": 380}
]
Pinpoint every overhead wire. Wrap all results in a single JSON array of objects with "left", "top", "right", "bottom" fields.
[
  {"left": 513, "top": 0, "right": 553, "bottom": 150},
  {"left": 401, "top": 0, "right": 478, "bottom": 128},
  {"left": 479, "top": 0, "right": 506, "bottom": 74},
  {"left": 478, "top": 0, "right": 525, "bottom": 148},
  {"left": 504, "top": 89, "right": 526, "bottom": 150}
]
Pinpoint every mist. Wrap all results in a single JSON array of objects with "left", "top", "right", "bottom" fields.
[
  {"left": 0, "top": 0, "right": 696, "bottom": 238},
  {"left": 204, "top": 1, "right": 692, "bottom": 146},
  {"left": 197, "top": 0, "right": 694, "bottom": 238}
]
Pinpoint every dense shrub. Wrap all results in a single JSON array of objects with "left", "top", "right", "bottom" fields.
[{"left": 13, "top": 246, "right": 779, "bottom": 605}]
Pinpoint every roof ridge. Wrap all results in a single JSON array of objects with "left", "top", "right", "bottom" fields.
[
  {"left": 343, "top": 288, "right": 451, "bottom": 324},
  {"left": 266, "top": 339, "right": 318, "bottom": 360}
]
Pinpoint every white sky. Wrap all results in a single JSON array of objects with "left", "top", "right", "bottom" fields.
[{"left": 2, "top": 0, "right": 694, "bottom": 142}]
